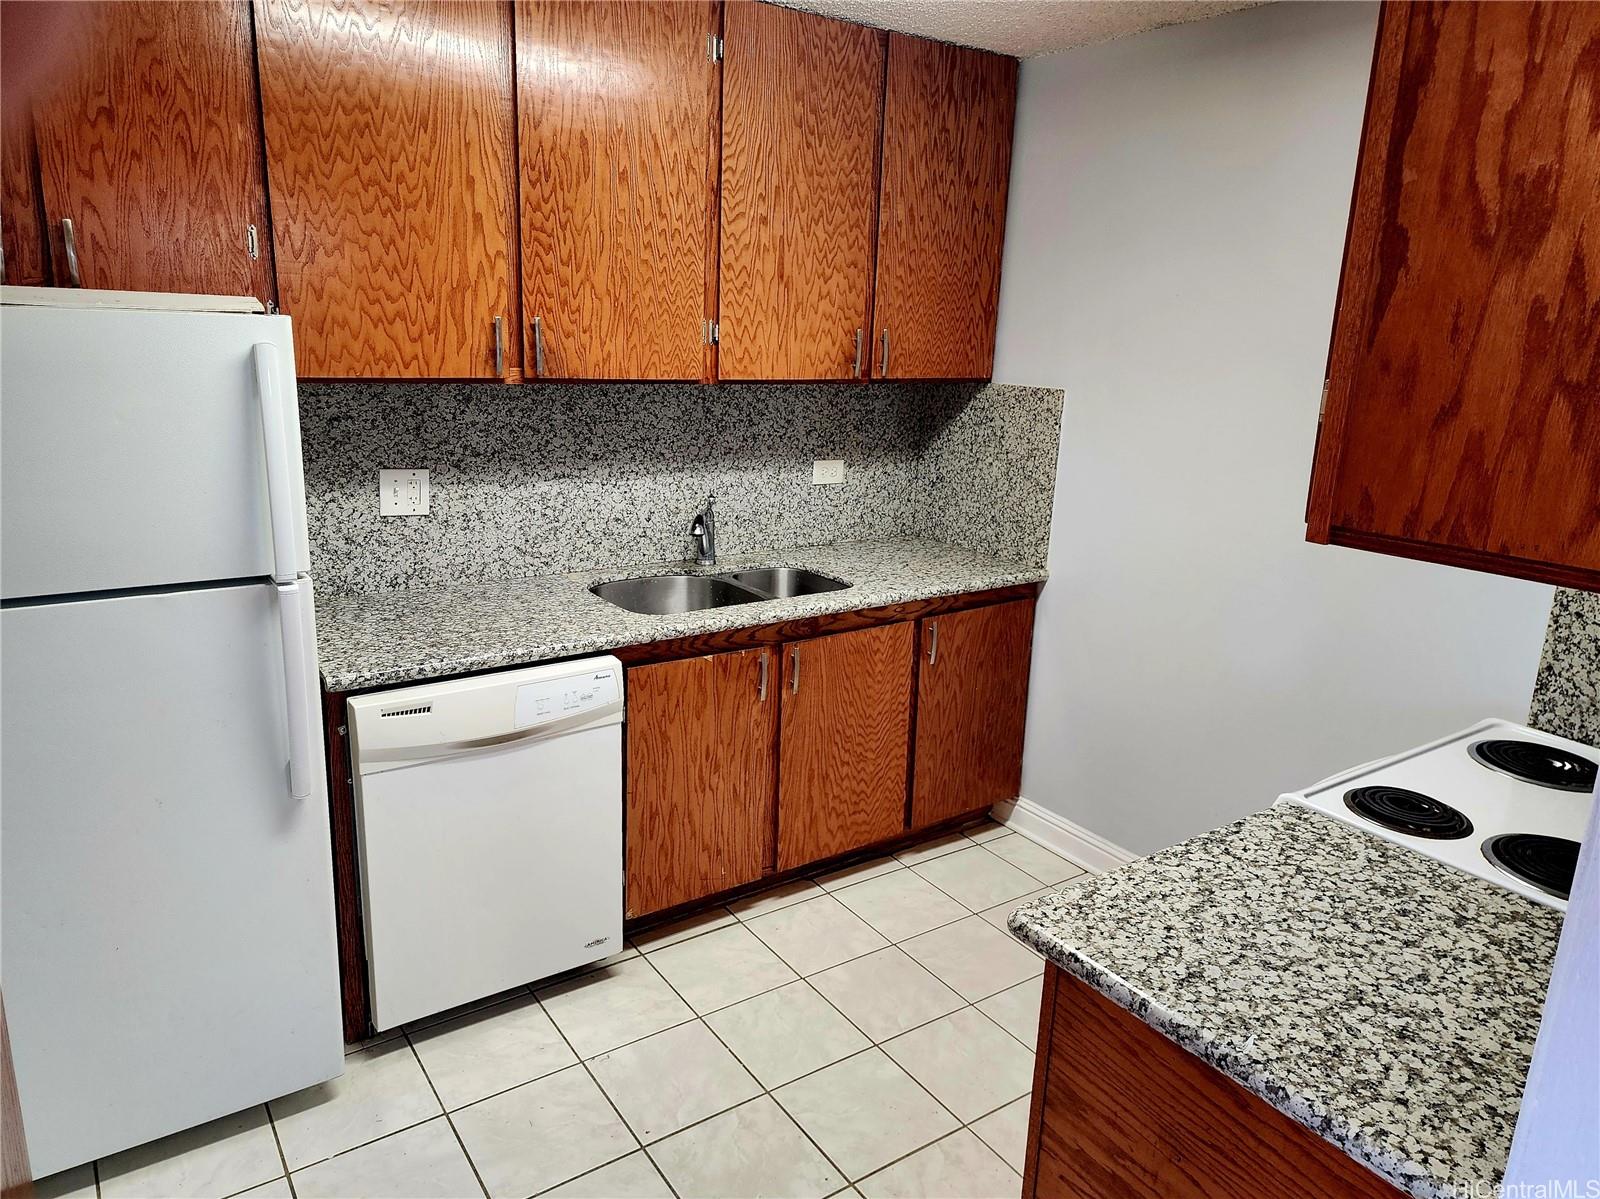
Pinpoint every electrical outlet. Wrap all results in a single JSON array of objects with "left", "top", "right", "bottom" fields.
[
  {"left": 812, "top": 459, "right": 845, "bottom": 485},
  {"left": 379, "top": 469, "right": 429, "bottom": 516}
]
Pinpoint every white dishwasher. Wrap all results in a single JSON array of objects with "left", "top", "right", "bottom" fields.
[{"left": 347, "top": 656, "right": 624, "bottom": 1031}]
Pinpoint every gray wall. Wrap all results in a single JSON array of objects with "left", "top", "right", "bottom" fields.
[
  {"left": 299, "top": 382, "right": 1061, "bottom": 593},
  {"left": 993, "top": 1, "right": 1557, "bottom": 856}
]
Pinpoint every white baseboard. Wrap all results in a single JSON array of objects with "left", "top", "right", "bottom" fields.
[{"left": 990, "top": 796, "right": 1138, "bottom": 875}]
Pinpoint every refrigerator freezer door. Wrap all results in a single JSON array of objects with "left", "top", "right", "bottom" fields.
[
  {"left": 0, "top": 304, "right": 308, "bottom": 599},
  {"left": 1, "top": 582, "right": 342, "bottom": 1176}
]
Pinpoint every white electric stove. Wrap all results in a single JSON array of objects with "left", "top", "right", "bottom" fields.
[{"left": 1279, "top": 718, "right": 1595, "bottom": 910}]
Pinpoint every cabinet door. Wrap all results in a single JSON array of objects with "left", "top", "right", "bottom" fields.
[
  {"left": 778, "top": 622, "right": 914, "bottom": 871},
  {"left": 626, "top": 648, "right": 777, "bottom": 919},
  {"left": 872, "top": 34, "right": 1016, "bottom": 380},
  {"left": 718, "top": 2, "right": 883, "bottom": 380},
  {"left": 1, "top": 1, "right": 50, "bottom": 286},
  {"left": 1306, "top": 1, "right": 1600, "bottom": 589},
  {"left": 518, "top": 1, "right": 717, "bottom": 381},
  {"left": 912, "top": 599, "right": 1034, "bottom": 829},
  {"left": 29, "top": 1, "right": 271, "bottom": 299},
  {"left": 256, "top": 0, "right": 518, "bottom": 380}
]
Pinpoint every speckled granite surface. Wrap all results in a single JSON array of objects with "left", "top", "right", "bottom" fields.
[
  {"left": 299, "top": 381, "right": 1062, "bottom": 593},
  {"left": 317, "top": 538, "right": 1044, "bottom": 691},
  {"left": 1529, "top": 587, "right": 1599, "bottom": 747},
  {"left": 1008, "top": 803, "right": 1562, "bottom": 1199}
]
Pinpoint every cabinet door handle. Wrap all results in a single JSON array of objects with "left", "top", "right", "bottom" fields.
[
  {"left": 758, "top": 651, "right": 769, "bottom": 702},
  {"left": 927, "top": 620, "right": 938, "bottom": 665},
  {"left": 493, "top": 315, "right": 505, "bottom": 376},
  {"left": 60, "top": 218, "right": 82, "bottom": 287},
  {"left": 532, "top": 316, "right": 545, "bottom": 376},
  {"left": 853, "top": 327, "right": 863, "bottom": 378},
  {"left": 880, "top": 327, "right": 890, "bottom": 376},
  {"left": 790, "top": 647, "right": 801, "bottom": 694}
]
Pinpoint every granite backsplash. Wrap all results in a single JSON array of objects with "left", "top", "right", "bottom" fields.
[
  {"left": 299, "top": 381, "right": 1063, "bottom": 593},
  {"left": 1528, "top": 587, "right": 1599, "bottom": 747}
]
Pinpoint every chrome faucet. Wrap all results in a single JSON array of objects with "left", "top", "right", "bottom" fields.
[{"left": 690, "top": 496, "right": 717, "bottom": 566}]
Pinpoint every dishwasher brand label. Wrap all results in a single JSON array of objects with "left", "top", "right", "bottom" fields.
[{"left": 514, "top": 670, "right": 619, "bottom": 729}]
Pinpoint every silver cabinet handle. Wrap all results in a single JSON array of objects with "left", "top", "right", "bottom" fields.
[
  {"left": 927, "top": 620, "right": 938, "bottom": 665},
  {"left": 60, "top": 218, "right": 82, "bottom": 287},
  {"left": 853, "top": 327, "right": 863, "bottom": 378},
  {"left": 758, "top": 651, "right": 769, "bottom": 702},
  {"left": 493, "top": 315, "right": 505, "bottom": 376},
  {"left": 790, "top": 647, "right": 801, "bottom": 694},
  {"left": 880, "top": 327, "right": 890, "bottom": 376},
  {"left": 246, "top": 223, "right": 260, "bottom": 260},
  {"left": 532, "top": 316, "right": 545, "bottom": 376}
]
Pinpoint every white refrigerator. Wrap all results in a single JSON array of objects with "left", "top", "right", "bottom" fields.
[{"left": 0, "top": 287, "right": 343, "bottom": 1177}]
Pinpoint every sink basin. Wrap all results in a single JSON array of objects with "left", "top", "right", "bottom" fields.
[
  {"left": 721, "top": 567, "right": 851, "bottom": 599},
  {"left": 590, "top": 574, "right": 764, "bottom": 616}
]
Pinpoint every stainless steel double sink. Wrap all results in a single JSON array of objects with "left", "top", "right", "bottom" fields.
[{"left": 591, "top": 566, "right": 849, "bottom": 615}]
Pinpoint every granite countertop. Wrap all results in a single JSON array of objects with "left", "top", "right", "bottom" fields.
[
  {"left": 316, "top": 537, "right": 1046, "bottom": 691},
  {"left": 1008, "top": 803, "right": 1563, "bottom": 1199}
]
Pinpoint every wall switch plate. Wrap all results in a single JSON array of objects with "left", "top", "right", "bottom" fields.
[
  {"left": 812, "top": 459, "right": 845, "bottom": 485},
  {"left": 380, "top": 469, "right": 429, "bottom": 516}
]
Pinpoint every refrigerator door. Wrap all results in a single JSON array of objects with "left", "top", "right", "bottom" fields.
[
  {"left": 0, "top": 302, "right": 308, "bottom": 599},
  {"left": 1, "top": 581, "right": 341, "bottom": 1176}
]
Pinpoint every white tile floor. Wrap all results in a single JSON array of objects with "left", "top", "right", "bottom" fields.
[{"left": 35, "top": 822, "right": 1089, "bottom": 1199}]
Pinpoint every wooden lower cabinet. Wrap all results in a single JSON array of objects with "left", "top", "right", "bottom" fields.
[
  {"left": 912, "top": 598, "right": 1034, "bottom": 828},
  {"left": 620, "top": 598, "right": 1030, "bottom": 920},
  {"left": 1024, "top": 965, "right": 1405, "bottom": 1199},
  {"left": 777, "top": 622, "right": 915, "bottom": 870},
  {"left": 624, "top": 647, "right": 777, "bottom": 919}
]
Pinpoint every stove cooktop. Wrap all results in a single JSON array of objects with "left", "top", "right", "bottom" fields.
[{"left": 1279, "top": 719, "right": 1595, "bottom": 910}]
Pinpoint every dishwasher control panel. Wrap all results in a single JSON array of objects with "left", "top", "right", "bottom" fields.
[{"left": 514, "top": 668, "right": 620, "bottom": 729}]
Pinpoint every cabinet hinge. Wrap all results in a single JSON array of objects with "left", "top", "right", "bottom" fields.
[
  {"left": 705, "top": 319, "right": 720, "bottom": 345},
  {"left": 246, "top": 223, "right": 260, "bottom": 261},
  {"left": 707, "top": 34, "right": 723, "bottom": 62}
]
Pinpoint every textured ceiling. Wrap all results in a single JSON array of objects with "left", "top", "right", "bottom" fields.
[{"left": 770, "top": 0, "right": 1265, "bottom": 57}]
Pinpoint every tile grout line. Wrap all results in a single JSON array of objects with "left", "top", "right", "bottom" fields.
[
  {"left": 262, "top": 1101, "right": 299, "bottom": 1199},
  {"left": 400, "top": 1029, "right": 491, "bottom": 1199},
  {"left": 526, "top": 977, "right": 673, "bottom": 1199}
]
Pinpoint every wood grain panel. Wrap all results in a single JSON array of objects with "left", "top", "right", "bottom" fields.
[
  {"left": 778, "top": 621, "right": 913, "bottom": 870},
  {"left": 256, "top": 0, "right": 518, "bottom": 380},
  {"left": 29, "top": 1, "right": 271, "bottom": 298},
  {"left": 1, "top": 993, "right": 29, "bottom": 1198},
  {"left": 1, "top": 2, "right": 50, "bottom": 286},
  {"left": 718, "top": 1, "right": 883, "bottom": 380},
  {"left": 1308, "top": 1, "right": 1600, "bottom": 580},
  {"left": 873, "top": 33, "right": 1016, "bottom": 380},
  {"left": 518, "top": 1, "right": 717, "bottom": 380},
  {"left": 912, "top": 598, "right": 1034, "bottom": 828},
  {"left": 626, "top": 648, "right": 777, "bottom": 918},
  {"left": 1025, "top": 965, "right": 1406, "bottom": 1199},
  {"left": 323, "top": 690, "right": 372, "bottom": 1043}
]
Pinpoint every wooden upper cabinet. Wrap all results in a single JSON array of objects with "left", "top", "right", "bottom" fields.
[
  {"left": 718, "top": 2, "right": 884, "bottom": 380},
  {"left": 1307, "top": 1, "right": 1600, "bottom": 589},
  {"left": 1, "top": 2, "right": 50, "bottom": 286},
  {"left": 255, "top": 0, "right": 519, "bottom": 380},
  {"left": 912, "top": 599, "right": 1034, "bottom": 829},
  {"left": 625, "top": 648, "right": 777, "bottom": 919},
  {"left": 517, "top": 0, "right": 718, "bottom": 381},
  {"left": 777, "top": 621, "right": 914, "bottom": 871},
  {"left": 25, "top": 1, "right": 271, "bottom": 299},
  {"left": 873, "top": 34, "right": 1017, "bottom": 380}
]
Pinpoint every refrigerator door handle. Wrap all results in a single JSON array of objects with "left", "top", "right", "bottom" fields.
[
  {"left": 276, "top": 579, "right": 317, "bottom": 800},
  {"left": 252, "top": 342, "right": 298, "bottom": 584}
]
